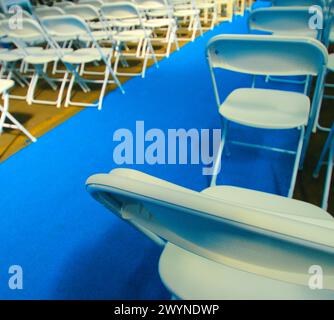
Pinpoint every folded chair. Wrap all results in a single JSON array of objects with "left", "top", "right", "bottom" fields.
[
  {"left": 0, "top": 79, "right": 36, "bottom": 142},
  {"left": 100, "top": 1, "right": 158, "bottom": 78},
  {"left": 42, "top": 14, "right": 124, "bottom": 109},
  {"left": 313, "top": 123, "right": 334, "bottom": 210},
  {"left": 206, "top": 35, "right": 328, "bottom": 198},
  {"left": 86, "top": 168, "right": 334, "bottom": 299},
  {"left": 135, "top": 0, "right": 180, "bottom": 57}
]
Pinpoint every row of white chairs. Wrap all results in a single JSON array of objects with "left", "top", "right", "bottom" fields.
[
  {"left": 85, "top": 3, "right": 334, "bottom": 300},
  {"left": 0, "top": 0, "right": 243, "bottom": 144}
]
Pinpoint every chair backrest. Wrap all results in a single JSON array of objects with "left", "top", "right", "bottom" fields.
[
  {"left": 78, "top": 0, "right": 104, "bottom": 7},
  {"left": 42, "top": 14, "right": 90, "bottom": 38},
  {"left": 35, "top": 6, "right": 65, "bottom": 18},
  {"left": 134, "top": 0, "right": 170, "bottom": 9},
  {"left": 100, "top": 1, "right": 141, "bottom": 20},
  {"left": 0, "top": 17, "right": 45, "bottom": 42},
  {"left": 206, "top": 34, "right": 327, "bottom": 77},
  {"left": 270, "top": 0, "right": 326, "bottom": 8},
  {"left": 64, "top": 4, "right": 100, "bottom": 21},
  {"left": 248, "top": 7, "right": 320, "bottom": 39},
  {"left": 53, "top": 1, "right": 74, "bottom": 9},
  {"left": 86, "top": 168, "right": 334, "bottom": 291}
]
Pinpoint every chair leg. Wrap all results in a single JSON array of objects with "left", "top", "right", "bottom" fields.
[
  {"left": 288, "top": 126, "right": 305, "bottom": 198},
  {"left": 56, "top": 71, "right": 69, "bottom": 108},
  {"left": 313, "top": 126, "right": 334, "bottom": 210},
  {"left": 321, "top": 137, "right": 334, "bottom": 210},
  {"left": 98, "top": 67, "right": 110, "bottom": 111},
  {"left": 0, "top": 94, "right": 36, "bottom": 142},
  {"left": 210, "top": 119, "right": 228, "bottom": 187},
  {"left": 65, "top": 72, "right": 76, "bottom": 108}
]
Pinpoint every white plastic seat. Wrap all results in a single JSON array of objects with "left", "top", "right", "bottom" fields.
[
  {"left": 174, "top": 8, "right": 200, "bottom": 16},
  {"left": 113, "top": 29, "right": 152, "bottom": 42},
  {"left": 220, "top": 88, "right": 310, "bottom": 129},
  {"left": 159, "top": 242, "right": 334, "bottom": 300},
  {"left": 111, "top": 18, "right": 142, "bottom": 28},
  {"left": 0, "top": 47, "right": 43, "bottom": 62},
  {"left": 23, "top": 48, "right": 73, "bottom": 64},
  {"left": 79, "top": 30, "right": 111, "bottom": 42},
  {"left": 143, "top": 17, "right": 173, "bottom": 27},
  {"left": 0, "top": 79, "right": 15, "bottom": 93},
  {"left": 62, "top": 47, "right": 112, "bottom": 64},
  {"left": 86, "top": 168, "right": 334, "bottom": 300}
]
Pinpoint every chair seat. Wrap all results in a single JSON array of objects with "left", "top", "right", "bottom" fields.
[
  {"left": 62, "top": 47, "right": 112, "bottom": 64},
  {"left": 144, "top": 18, "right": 174, "bottom": 28},
  {"left": 174, "top": 9, "right": 200, "bottom": 17},
  {"left": 79, "top": 31, "right": 113, "bottom": 42},
  {"left": 220, "top": 88, "right": 310, "bottom": 129},
  {"left": 113, "top": 29, "right": 152, "bottom": 42},
  {"left": 111, "top": 18, "right": 141, "bottom": 28},
  {"left": 0, "top": 79, "right": 14, "bottom": 94},
  {"left": 24, "top": 48, "right": 73, "bottom": 64},
  {"left": 327, "top": 53, "right": 334, "bottom": 72},
  {"left": 146, "top": 9, "right": 170, "bottom": 17},
  {"left": 89, "top": 21, "right": 114, "bottom": 30},
  {"left": 159, "top": 242, "right": 334, "bottom": 300},
  {"left": 0, "top": 47, "right": 43, "bottom": 62},
  {"left": 196, "top": 1, "right": 216, "bottom": 9}
]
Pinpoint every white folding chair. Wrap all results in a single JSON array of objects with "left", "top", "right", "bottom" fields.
[
  {"left": 42, "top": 14, "right": 124, "bottom": 109},
  {"left": 63, "top": 4, "right": 112, "bottom": 44},
  {"left": 171, "top": 0, "right": 203, "bottom": 42},
  {"left": 195, "top": 0, "right": 218, "bottom": 30},
  {"left": 1, "top": 18, "right": 72, "bottom": 107},
  {"left": 0, "top": 79, "right": 36, "bottom": 142},
  {"left": 135, "top": 0, "right": 179, "bottom": 57},
  {"left": 86, "top": 168, "right": 334, "bottom": 299},
  {"left": 100, "top": 1, "right": 158, "bottom": 78},
  {"left": 206, "top": 35, "right": 328, "bottom": 198}
]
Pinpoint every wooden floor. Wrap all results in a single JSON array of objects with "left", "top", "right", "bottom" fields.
[{"left": 0, "top": 29, "right": 333, "bottom": 215}]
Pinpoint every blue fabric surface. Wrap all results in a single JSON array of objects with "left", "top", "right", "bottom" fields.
[{"left": 0, "top": 7, "right": 304, "bottom": 299}]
